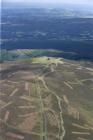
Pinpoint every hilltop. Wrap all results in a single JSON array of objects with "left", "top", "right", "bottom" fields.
[{"left": 0, "top": 56, "right": 93, "bottom": 140}]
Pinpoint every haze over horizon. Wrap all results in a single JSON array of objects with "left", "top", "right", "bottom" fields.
[{"left": 2, "top": 0, "right": 93, "bottom": 5}]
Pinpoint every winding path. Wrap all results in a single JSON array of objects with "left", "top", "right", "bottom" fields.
[{"left": 38, "top": 74, "right": 66, "bottom": 140}]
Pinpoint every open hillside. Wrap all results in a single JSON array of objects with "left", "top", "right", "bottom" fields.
[{"left": 0, "top": 56, "right": 93, "bottom": 140}]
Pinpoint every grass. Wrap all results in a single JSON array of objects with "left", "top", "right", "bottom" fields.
[
  {"left": 32, "top": 56, "right": 64, "bottom": 65},
  {"left": 79, "top": 107, "right": 93, "bottom": 124},
  {"left": 0, "top": 49, "right": 62, "bottom": 62}
]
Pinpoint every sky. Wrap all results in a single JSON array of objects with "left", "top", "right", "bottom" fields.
[{"left": 2, "top": 0, "right": 93, "bottom": 5}]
